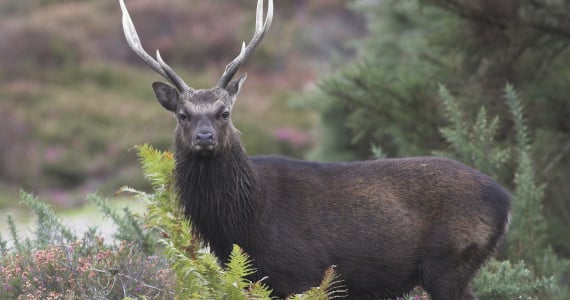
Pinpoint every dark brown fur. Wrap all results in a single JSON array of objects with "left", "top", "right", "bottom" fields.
[
  {"left": 148, "top": 64, "right": 512, "bottom": 300},
  {"left": 173, "top": 120, "right": 511, "bottom": 299},
  {"left": 120, "top": 1, "right": 511, "bottom": 297}
]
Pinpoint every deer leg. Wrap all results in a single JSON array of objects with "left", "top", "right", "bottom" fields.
[
  {"left": 421, "top": 269, "right": 468, "bottom": 300},
  {"left": 462, "top": 285, "right": 477, "bottom": 300},
  {"left": 421, "top": 246, "right": 486, "bottom": 300}
]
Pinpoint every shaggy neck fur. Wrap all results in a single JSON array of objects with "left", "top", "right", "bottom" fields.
[{"left": 174, "top": 137, "right": 260, "bottom": 263}]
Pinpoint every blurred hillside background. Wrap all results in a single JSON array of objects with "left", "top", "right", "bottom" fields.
[
  {"left": 1, "top": 0, "right": 570, "bottom": 284},
  {"left": 0, "top": 0, "right": 365, "bottom": 206}
]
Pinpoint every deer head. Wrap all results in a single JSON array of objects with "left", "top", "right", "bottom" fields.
[{"left": 119, "top": 0, "right": 273, "bottom": 155}]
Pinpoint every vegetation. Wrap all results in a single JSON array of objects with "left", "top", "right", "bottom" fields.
[
  {"left": 307, "top": 0, "right": 570, "bottom": 297},
  {"left": 0, "top": 146, "right": 344, "bottom": 299},
  {"left": 437, "top": 85, "right": 567, "bottom": 298},
  {"left": 1, "top": 0, "right": 569, "bottom": 299},
  {"left": 0, "top": 191, "right": 173, "bottom": 299},
  {"left": 0, "top": 0, "right": 362, "bottom": 206},
  {"left": 473, "top": 259, "right": 553, "bottom": 300},
  {"left": 1, "top": 88, "right": 562, "bottom": 298},
  {"left": 311, "top": 0, "right": 570, "bottom": 259}
]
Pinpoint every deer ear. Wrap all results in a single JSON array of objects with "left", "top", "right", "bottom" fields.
[
  {"left": 226, "top": 73, "right": 248, "bottom": 98},
  {"left": 152, "top": 82, "right": 179, "bottom": 112}
]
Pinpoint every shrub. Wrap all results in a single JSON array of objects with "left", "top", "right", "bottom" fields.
[
  {"left": 0, "top": 192, "right": 173, "bottom": 300},
  {"left": 473, "top": 259, "right": 553, "bottom": 300},
  {"left": 437, "top": 84, "right": 569, "bottom": 299},
  {"left": 1, "top": 145, "right": 346, "bottom": 299},
  {"left": 126, "top": 144, "right": 343, "bottom": 299}
]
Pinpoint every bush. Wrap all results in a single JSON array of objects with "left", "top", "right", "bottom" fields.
[
  {"left": 309, "top": 0, "right": 570, "bottom": 260},
  {"left": 473, "top": 259, "right": 553, "bottom": 300},
  {"left": 0, "top": 147, "right": 345, "bottom": 299},
  {"left": 126, "top": 144, "right": 343, "bottom": 299},
  {"left": 437, "top": 84, "right": 569, "bottom": 299},
  {"left": 0, "top": 192, "right": 173, "bottom": 299}
]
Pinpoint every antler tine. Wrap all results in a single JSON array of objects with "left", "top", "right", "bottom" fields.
[
  {"left": 156, "top": 50, "right": 190, "bottom": 91},
  {"left": 217, "top": 0, "right": 274, "bottom": 89},
  {"left": 119, "top": 0, "right": 189, "bottom": 92}
]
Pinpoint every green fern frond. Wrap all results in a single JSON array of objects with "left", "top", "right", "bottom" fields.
[
  {"left": 222, "top": 245, "right": 257, "bottom": 299},
  {"left": 133, "top": 145, "right": 216, "bottom": 297},
  {"left": 161, "top": 239, "right": 209, "bottom": 298},
  {"left": 225, "top": 245, "right": 257, "bottom": 283},
  {"left": 119, "top": 185, "right": 150, "bottom": 199},
  {"left": 290, "top": 266, "right": 347, "bottom": 300},
  {"left": 135, "top": 144, "right": 175, "bottom": 189},
  {"left": 247, "top": 279, "right": 273, "bottom": 300},
  {"left": 318, "top": 266, "right": 348, "bottom": 299}
]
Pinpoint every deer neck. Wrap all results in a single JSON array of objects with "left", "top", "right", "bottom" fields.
[{"left": 174, "top": 141, "right": 260, "bottom": 262}]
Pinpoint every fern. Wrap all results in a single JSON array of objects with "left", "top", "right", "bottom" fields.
[
  {"left": 224, "top": 245, "right": 257, "bottom": 289},
  {"left": 130, "top": 144, "right": 268, "bottom": 299},
  {"left": 220, "top": 245, "right": 259, "bottom": 299},
  {"left": 136, "top": 144, "right": 175, "bottom": 190},
  {"left": 132, "top": 144, "right": 352, "bottom": 299},
  {"left": 289, "top": 266, "right": 347, "bottom": 300}
]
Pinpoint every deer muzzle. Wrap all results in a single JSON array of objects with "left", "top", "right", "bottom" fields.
[{"left": 192, "top": 130, "right": 217, "bottom": 152}]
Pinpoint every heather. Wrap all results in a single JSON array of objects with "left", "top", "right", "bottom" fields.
[
  {"left": 1, "top": 0, "right": 569, "bottom": 299},
  {"left": 0, "top": 89, "right": 558, "bottom": 298}
]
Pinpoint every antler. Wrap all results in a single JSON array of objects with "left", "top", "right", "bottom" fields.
[
  {"left": 217, "top": 0, "right": 274, "bottom": 89},
  {"left": 119, "top": 0, "right": 189, "bottom": 92}
]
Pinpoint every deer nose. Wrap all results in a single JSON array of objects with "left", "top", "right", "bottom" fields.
[{"left": 195, "top": 132, "right": 214, "bottom": 144}]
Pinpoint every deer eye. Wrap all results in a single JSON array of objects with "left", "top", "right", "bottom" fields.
[
  {"left": 178, "top": 113, "right": 189, "bottom": 122},
  {"left": 220, "top": 111, "right": 230, "bottom": 120}
]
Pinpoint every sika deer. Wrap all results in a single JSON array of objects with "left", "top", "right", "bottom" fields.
[{"left": 119, "top": 1, "right": 511, "bottom": 299}]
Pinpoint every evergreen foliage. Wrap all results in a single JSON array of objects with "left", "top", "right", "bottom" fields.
[
  {"left": 437, "top": 85, "right": 569, "bottom": 299},
  {"left": 19, "top": 190, "right": 77, "bottom": 248},
  {"left": 502, "top": 85, "right": 548, "bottom": 265},
  {"left": 90, "top": 193, "right": 156, "bottom": 253},
  {"left": 308, "top": 1, "right": 455, "bottom": 161},
  {"left": 473, "top": 259, "right": 553, "bottom": 300},
  {"left": 310, "top": 0, "right": 570, "bottom": 259},
  {"left": 435, "top": 85, "right": 509, "bottom": 180}
]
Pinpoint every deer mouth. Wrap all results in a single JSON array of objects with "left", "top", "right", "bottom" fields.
[{"left": 192, "top": 142, "right": 218, "bottom": 155}]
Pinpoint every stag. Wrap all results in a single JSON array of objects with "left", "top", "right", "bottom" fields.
[{"left": 119, "top": 0, "right": 511, "bottom": 299}]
